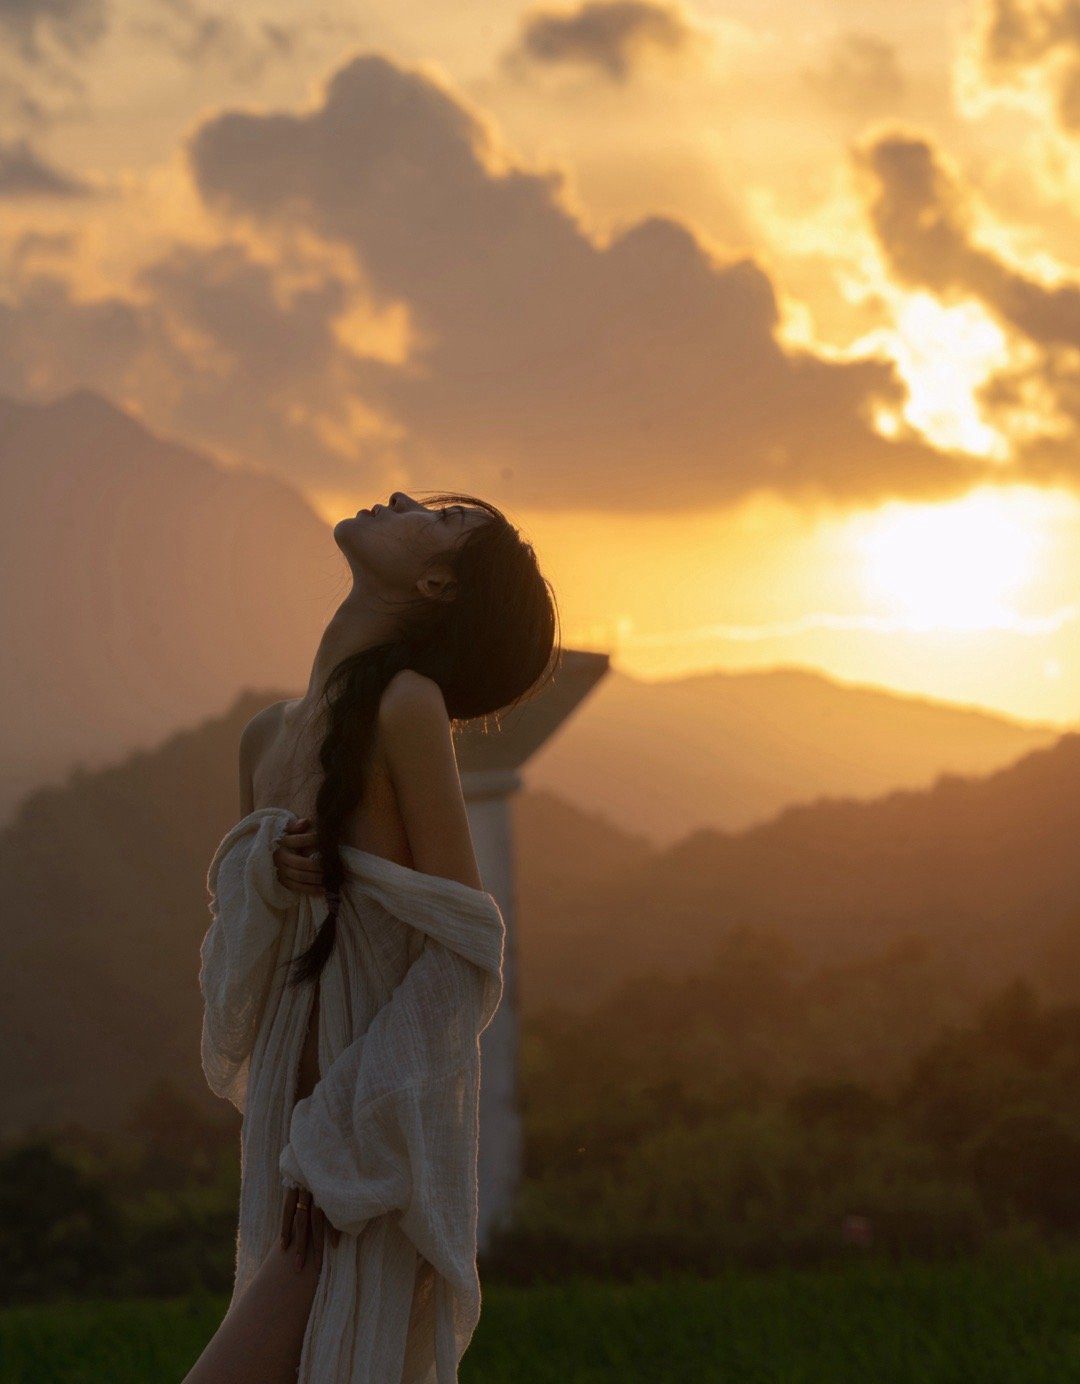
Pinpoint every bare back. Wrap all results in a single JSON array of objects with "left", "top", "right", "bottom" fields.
[{"left": 249, "top": 698, "right": 416, "bottom": 870}]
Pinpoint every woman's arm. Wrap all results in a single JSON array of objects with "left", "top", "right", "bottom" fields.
[
  {"left": 378, "top": 669, "right": 483, "bottom": 891},
  {"left": 238, "top": 704, "right": 278, "bottom": 818}
]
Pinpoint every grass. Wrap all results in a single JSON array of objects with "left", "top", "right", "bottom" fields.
[{"left": 5, "top": 1249, "right": 1080, "bottom": 1382}]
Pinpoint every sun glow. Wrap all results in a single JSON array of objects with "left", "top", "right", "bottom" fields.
[
  {"left": 855, "top": 293, "right": 1012, "bottom": 459},
  {"left": 851, "top": 489, "right": 1043, "bottom": 630}
]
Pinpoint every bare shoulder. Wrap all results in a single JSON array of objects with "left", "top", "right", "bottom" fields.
[
  {"left": 236, "top": 701, "right": 285, "bottom": 817},
  {"left": 378, "top": 668, "right": 448, "bottom": 729},
  {"left": 240, "top": 700, "right": 285, "bottom": 766},
  {"left": 376, "top": 670, "right": 483, "bottom": 889}
]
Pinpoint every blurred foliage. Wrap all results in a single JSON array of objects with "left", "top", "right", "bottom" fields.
[
  {"left": 6, "top": 946, "right": 1080, "bottom": 1302},
  {"left": 0, "top": 1079, "right": 239, "bottom": 1305},
  {"left": 492, "top": 949, "right": 1080, "bottom": 1281}
]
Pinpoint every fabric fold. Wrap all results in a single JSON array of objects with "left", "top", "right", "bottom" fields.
[
  {"left": 199, "top": 810, "right": 299, "bottom": 1114},
  {"left": 197, "top": 805, "right": 506, "bottom": 1384}
]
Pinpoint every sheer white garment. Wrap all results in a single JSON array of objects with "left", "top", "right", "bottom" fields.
[{"left": 198, "top": 806, "right": 505, "bottom": 1384}]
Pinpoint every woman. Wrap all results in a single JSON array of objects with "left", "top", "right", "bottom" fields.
[{"left": 184, "top": 490, "right": 559, "bottom": 1384}]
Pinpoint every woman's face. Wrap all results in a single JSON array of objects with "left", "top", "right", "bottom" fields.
[{"left": 334, "top": 491, "right": 489, "bottom": 598}]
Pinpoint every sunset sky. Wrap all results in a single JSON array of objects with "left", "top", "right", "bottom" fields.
[{"left": 4, "top": 0, "right": 1080, "bottom": 725}]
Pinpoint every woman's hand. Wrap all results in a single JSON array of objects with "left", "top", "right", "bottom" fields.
[
  {"left": 280, "top": 1185, "right": 340, "bottom": 1271},
  {"left": 273, "top": 816, "right": 325, "bottom": 897}
]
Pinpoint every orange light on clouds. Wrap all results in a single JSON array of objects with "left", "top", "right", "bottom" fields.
[{"left": 855, "top": 292, "right": 1012, "bottom": 459}]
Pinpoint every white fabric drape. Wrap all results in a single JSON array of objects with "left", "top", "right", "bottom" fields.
[{"left": 198, "top": 806, "right": 505, "bottom": 1384}]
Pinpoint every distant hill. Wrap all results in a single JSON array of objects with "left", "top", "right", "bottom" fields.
[
  {"left": 531, "top": 730, "right": 1080, "bottom": 1009},
  {"left": 525, "top": 664, "right": 1067, "bottom": 846},
  {"left": 2, "top": 692, "right": 1078, "bottom": 1138},
  {"left": 0, "top": 689, "right": 294, "bottom": 1136},
  {"left": 0, "top": 387, "right": 340, "bottom": 824}
]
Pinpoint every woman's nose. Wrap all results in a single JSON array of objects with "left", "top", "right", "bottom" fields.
[{"left": 389, "top": 491, "right": 417, "bottom": 511}]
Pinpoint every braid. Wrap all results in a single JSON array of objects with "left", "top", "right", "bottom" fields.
[{"left": 280, "top": 638, "right": 413, "bottom": 989}]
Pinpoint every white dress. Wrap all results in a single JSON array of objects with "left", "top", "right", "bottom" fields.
[{"left": 198, "top": 806, "right": 505, "bottom": 1384}]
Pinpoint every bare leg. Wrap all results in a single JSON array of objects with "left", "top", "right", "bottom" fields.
[
  {"left": 180, "top": 1239, "right": 322, "bottom": 1384},
  {"left": 184, "top": 978, "right": 329, "bottom": 1382}
]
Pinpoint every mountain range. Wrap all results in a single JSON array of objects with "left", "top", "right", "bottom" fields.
[
  {"left": 525, "top": 662, "right": 1066, "bottom": 845},
  {"left": 2, "top": 691, "right": 1079, "bottom": 1138}
]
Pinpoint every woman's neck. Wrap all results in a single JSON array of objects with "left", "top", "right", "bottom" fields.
[{"left": 293, "top": 585, "right": 400, "bottom": 714}]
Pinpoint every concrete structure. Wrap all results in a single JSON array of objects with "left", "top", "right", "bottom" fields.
[{"left": 455, "top": 648, "right": 609, "bottom": 1252}]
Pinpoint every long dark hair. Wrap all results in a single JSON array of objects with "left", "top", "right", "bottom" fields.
[{"left": 281, "top": 490, "right": 560, "bottom": 989}]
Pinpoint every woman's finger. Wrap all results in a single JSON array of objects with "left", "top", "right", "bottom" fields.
[
  {"left": 278, "top": 874, "right": 325, "bottom": 896},
  {"left": 276, "top": 847, "right": 323, "bottom": 875},
  {"left": 276, "top": 861, "right": 323, "bottom": 886},
  {"left": 281, "top": 1186, "right": 298, "bottom": 1251},
  {"left": 277, "top": 867, "right": 325, "bottom": 893},
  {"left": 278, "top": 865, "right": 324, "bottom": 889},
  {"left": 282, "top": 830, "right": 319, "bottom": 850}
]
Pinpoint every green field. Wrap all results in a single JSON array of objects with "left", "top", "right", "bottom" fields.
[{"left": 5, "top": 1249, "right": 1080, "bottom": 1384}]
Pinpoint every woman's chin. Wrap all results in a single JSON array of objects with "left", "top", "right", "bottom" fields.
[{"left": 333, "top": 515, "right": 363, "bottom": 551}]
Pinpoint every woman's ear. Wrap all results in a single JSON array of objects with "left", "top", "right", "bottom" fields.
[{"left": 415, "top": 562, "right": 458, "bottom": 603}]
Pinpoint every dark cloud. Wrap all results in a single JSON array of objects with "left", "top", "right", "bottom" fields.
[
  {"left": 261, "top": 20, "right": 300, "bottom": 58},
  {"left": 9, "top": 229, "right": 79, "bottom": 265},
  {"left": 124, "top": 1, "right": 344, "bottom": 84},
  {"left": 504, "top": 0, "right": 707, "bottom": 82},
  {"left": 802, "top": 33, "right": 906, "bottom": 115},
  {"left": 0, "top": 137, "right": 93, "bottom": 197},
  {"left": 855, "top": 127, "right": 1080, "bottom": 485},
  {"left": 0, "top": 243, "right": 381, "bottom": 491},
  {"left": 180, "top": 50, "right": 986, "bottom": 512},
  {"left": 0, "top": 272, "right": 159, "bottom": 391},
  {"left": 976, "top": 0, "right": 1080, "bottom": 134},
  {"left": 0, "top": 0, "right": 108, "bottom": 62},
  {"left": 0, "top": 77, "right": 54, "bottom": 130},
  {"left": 855, "top": 130, "right": 1080, "bottom": 346},
  {"left": 980, "top": 0, "right": 1079, "bottom": 71},
  {"left": 131, "top": 241, "right": 374, "bottom": 482}
]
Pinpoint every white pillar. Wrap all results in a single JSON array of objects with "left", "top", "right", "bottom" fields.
[{"left": 462, "top": 766, "right": 523, "bottom": 1253}]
